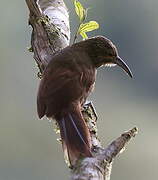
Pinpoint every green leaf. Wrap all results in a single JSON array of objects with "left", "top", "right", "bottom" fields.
[
  {"left": 74, "top": 0, "right": 86, "bottom": 22},
  {"left": 78, "top": 21, "right": 99, "bottom": 33},
  {"left": 80, "top": 31, "right": 88, "bottom": 39}
]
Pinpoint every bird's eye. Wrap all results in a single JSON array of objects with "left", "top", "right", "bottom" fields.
[
  {"left": 107, "top": 49, "right": 115, "bottom": 57},
  {"left": 108, "top": 53, "right": 114, "bottom": 57}
]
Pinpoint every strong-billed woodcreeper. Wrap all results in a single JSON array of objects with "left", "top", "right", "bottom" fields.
[{"left": 37, "top": 36, "right": 132, "bottom": 165}]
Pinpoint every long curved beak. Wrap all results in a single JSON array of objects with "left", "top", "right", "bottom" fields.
[{"left": 115, "top": 56, "right": 133, "bottom": 78}]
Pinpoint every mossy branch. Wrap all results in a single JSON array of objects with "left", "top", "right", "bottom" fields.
[{"left": 25, "top": 0, "right": 138, "bottom": 180}]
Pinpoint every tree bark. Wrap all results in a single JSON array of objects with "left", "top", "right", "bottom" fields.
[{"left": 25, "top": 0, "right": 138, "bottom": 179}]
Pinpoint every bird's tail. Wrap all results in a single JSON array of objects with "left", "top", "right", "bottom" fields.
[{"left": 57, "top": 109, "right": 92, "bottom": 166}]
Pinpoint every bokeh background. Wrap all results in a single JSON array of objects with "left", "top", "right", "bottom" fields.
[{"left": 0, "top": 0, "right": 158, "bottom": 179}]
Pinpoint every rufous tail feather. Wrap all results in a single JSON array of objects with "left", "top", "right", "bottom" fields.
[{"left": 57, "top": 111, "right": 92, "bottom": 166}]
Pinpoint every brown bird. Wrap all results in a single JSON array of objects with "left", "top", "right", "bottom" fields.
[{"left": 37, "top": 36, "right": 132, "bottom": 166}]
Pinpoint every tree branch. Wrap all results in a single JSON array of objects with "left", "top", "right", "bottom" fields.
[
  {"left": 25, "top": 0, "right": 138, "bottom": 179},
  {"left": 71, "top": 103, "right": 137, "bottom": 180},
  {"left": 25, "top": 0, "right": 70, "bottom": 72}
]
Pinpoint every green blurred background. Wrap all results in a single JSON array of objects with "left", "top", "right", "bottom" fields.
[{"left": 0, "top": 0, "right": 158, "bottom": 179}]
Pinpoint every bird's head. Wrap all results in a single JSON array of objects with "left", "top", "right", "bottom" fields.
[{"left": 83, "top": 36, "right": 133, "bottom": 78}]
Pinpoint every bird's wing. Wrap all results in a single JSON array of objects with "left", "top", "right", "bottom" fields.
[
  {"left": 40, "top": 68, "right": 79, "bottom": 97},
  {"left": 37, "top": 65, "right": 81, "bottom": 118}
]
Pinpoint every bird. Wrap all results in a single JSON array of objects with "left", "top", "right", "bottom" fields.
[{"left": 37, "top": 36, "right": 132, "bottom": 166}]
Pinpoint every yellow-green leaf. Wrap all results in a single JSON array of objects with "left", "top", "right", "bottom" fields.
[
  {"left": 79, "top": 21, "right": 99, "bottom": 33},
  {"left": 80, "top": 31, "right": 88, "bottom": 39},
  {"left": 74, "top": 0, "right": 85, "bottom": 21}
]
